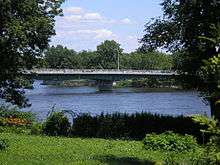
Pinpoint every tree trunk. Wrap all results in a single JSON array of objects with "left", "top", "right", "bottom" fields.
[{"left": 210, "top": 97, "right": 220, "bottom": 121}]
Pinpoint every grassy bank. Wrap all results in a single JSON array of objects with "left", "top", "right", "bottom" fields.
[{"left": 0, "top": 133, "right": 201, "bottom": 165}]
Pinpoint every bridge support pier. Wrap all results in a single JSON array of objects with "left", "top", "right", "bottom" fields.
[{"left": 97, "top": 80, "right": 113, "bottom": 91}]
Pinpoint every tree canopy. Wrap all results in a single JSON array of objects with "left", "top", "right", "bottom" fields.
[
  {"left": 0, "top": 0, "right": 64, "bottom": 107},
  {"left": 141, "top": 0, "right": 219, "bottom": 73},
  {"left": 141, "top": 0, "right": 220, "bottom": 117},
  {"left": 45, "top": 45, "right": 77, "bottom": 69},
  {"left": 42, "top": 41, "right": 173, "bottom": 70},
  {"left": 96, "top": 40, "right": 123, "bottom": 69}
]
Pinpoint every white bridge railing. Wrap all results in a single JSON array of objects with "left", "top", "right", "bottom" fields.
[{"left": 26, "top": 69, "right": 179, "bottom": 76}]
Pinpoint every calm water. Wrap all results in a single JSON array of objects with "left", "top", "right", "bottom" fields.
[{"left": 23, "top": 80, "right": 210, "bottom": 120}]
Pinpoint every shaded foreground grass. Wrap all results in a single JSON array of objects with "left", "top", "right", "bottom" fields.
[{"left": 0, "top": 133, "right": 200, "bottom": 165}]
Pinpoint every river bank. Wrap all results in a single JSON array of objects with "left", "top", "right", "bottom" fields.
[
  {"left": 41, "top": 78, "right": 182, "bottom": 89},
  {"left": 41, "top": 79, "right": 96, "bottom": 87}
]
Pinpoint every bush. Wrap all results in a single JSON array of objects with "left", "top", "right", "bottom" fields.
[
  {"left": 143, "top": 131, "right": 198, "bottom": 152},
  {"left": 0, "top": 105, "right": 35, "bottom": 125},
  {"left": 0, "top": 139, "right": 8, "bottom": 150},
  {"left": 71, "top": 113, "right": 98, "bottom": 137},
  {"left": 31, "top": 123, "right": 43, "bottom": 135},
  {"left": 191, "top": 115, "right": 220, "bottom": 164},
  {"left": 0, "top": 117, "right": 31, "bottom": 127},
  {"left": 71, "top": 112, "right": 207, "bottom": 143},
  {"left": 43, "top": 112, "right": 71, "bottom": 136}
]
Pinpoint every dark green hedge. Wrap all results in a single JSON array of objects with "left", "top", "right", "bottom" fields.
[{"left": 71, "top": 112, "right": 208, "bottom": 143}]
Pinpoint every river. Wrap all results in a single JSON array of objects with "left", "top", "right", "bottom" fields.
[{"left": 22, "top": 80, "right": 210, "bottom": 121}]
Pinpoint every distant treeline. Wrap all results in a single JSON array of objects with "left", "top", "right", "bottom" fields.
[{"left": 37, "top": 41, "right": 174, "bottom": 70}]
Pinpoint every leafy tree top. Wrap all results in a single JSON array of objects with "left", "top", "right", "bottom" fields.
[{"left": 0, "top": 0, "right": 64, "bottom": 107}]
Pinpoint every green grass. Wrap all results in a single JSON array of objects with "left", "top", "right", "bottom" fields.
[{"left": 0, "top": 133, "right": 201, "bottom": 165}]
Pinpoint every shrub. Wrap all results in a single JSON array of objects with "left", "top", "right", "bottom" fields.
[
  {"left": 31, "top": 123, "right": 43, "bottom": 135},
  {"left": 143, "top": 131, "right": 198, "bottom": 152},
  {"left": 71, "top": 112, "right": 206, "bottom": 143},
  {"left": 43, "top": 112, "right": 71, "bottom": 136},
  {"left": 0, "top": 139, "right": 8, "bottom": 150},
  {"left": 131, "top": 78, "right": 161, "bottom": 88},
  {"left": 71, "top": 113, "right": 98, "bottom": 137},
  {"left": 0, "top": 105, "right": 35, "bottom": 124},
  {"left": 191, "top": 115, "right": 220, "bottom": 164},
  {"left": 0, "top": 117, "right": 31, "bottom": 127}
]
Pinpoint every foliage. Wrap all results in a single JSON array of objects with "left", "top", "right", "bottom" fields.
[
  {"left": 30, "top": 123, "right": 43, "bottom": 135},
  {"left": 0, "top": 139, "right": 8, "bottom": 151},
  {"left": 43, "top": 111, "right": 71, "bottom": 136},
  {"left": 192, "top": 115, "right": 220, "bottom": 136},
  {"left": 0, "top": 117, "right": 31, "bottom": 127},
  {"left": 0, "top": 126, "right": 30, "bottom": 135},
  {"left": 0, "top": 133, "right": 202, "bottom": 164},
  {"left": 77, "top": 50, "right": 100, "bottom": 69},
  {"left": 96, "top": 40, "right": 123, "bottom": 69},
  {"left": 42, "top": 42, "right": 174, "bottom": 70},
  {"left": 201, "top": 55, "right": 220, "bottom": 80},
  {"left": 0, "top": 105, "right": 35, "bottom": 123},
  {"left": 121, "top": 51, "right": 173, "bottom": 70},
  {"left": 141, "top": 0, "right": 219, "bottom": 73},
  {"left": 0, "top": 0, "right": 64, "bottom": 107},
  {"left": 114, "top": 80, "right": 133, "bottom": 88},
  {"left": 198, "top": 23, "right": 220, "bottom": 117},
  {"left": 44, "top": 45, "right": 77, "bottom": 69},
  {"left": 15, "top": 77, "right": 34, "bottom": 89},
  {"left": 44, "top": 41, "right": 123, "bottom": 69},
  {"left": 141, "top": 0, "right": 220, "bottom": 117},
  {"left": 72, "top": 112, "right": 206, "bottom": 143},
  {"left": 115, "top": 78, "right": 178, "bottom": 89},
  {"left": 132, "top": 78, "right": 159, "bottom": 88},
  {"left": 143, "top": 131, "right": 198, "bottom": 152},
  {"left": 0, "top": 105, "right": 35, "bottom": 133},
  {"left": 200, "top": 54, "right": 220, "bottom": 117},
  {"left": 192, "top": 115, "right": 220, "bottom": 164}
]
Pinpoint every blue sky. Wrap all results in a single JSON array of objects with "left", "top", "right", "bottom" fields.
[{"left": 51, "top": 0, "right": 163, "bottom": 52}]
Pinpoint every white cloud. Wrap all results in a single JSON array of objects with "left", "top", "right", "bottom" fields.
[
  {"left": 64, "top": 12, "right": 104, "bottom": 23},
  {"left": 84, "top": 13, "right": 103, "bottom": 21},
  {"left": 94, "top": 29, "right": 113, "bottom": 39},
  {"left": 56, "top": 29, "right": 115, "bottom": 40},
  {"left": 128, "top": 35, "right": 137, "bottom": 40},
  {"left": 53, "top": 6, "right": 137, "bottom": 52},
  {"left": 65, "top": 15, "right": 82, "bottom": 22},
  {"left": 63, "top": 7, "right": 134, "bottom": 25},
  {"left": 53, "top": 30, "right": 140, "bottom": 53},
  {"left": 64, "top": 7, "right": 84, "bottom": 15},
  {"left": 121, "top": 18, "right": 132, "bottom": 24}
]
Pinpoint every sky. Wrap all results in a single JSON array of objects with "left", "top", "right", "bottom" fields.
[{"left": 51, "top": 0, "right": 163, "bottom": 53}]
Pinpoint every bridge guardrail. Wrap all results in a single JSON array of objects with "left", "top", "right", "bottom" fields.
[{"left": 29, "top": 69, "right": 178, "bottom": 74}]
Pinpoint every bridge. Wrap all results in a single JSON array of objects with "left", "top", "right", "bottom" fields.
[{"left": 25, "top": 69, "right": 179, "bottom": 91}]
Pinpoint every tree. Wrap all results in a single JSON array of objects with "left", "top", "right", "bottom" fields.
[
  {"left": 201, "top": 54, "right": 220, "bottom": 117},
  {"left": 96, "top": 40, "right": 123, "bottom": 69},
  {"left": 141, "top": 0, "right": 219, "bottom": 73},
  {"left": 199, "top": 24, "right": 220, "bottom": 118},
  {"left": 120, "top": 51, "right": 173, "bottom": 70},
  {"left": 77, "top": 50, "right": 100, "bottom": 69},
  {"left": 45, "top": 45, "right": 77, "bottom": 69},
  {"left": 141, "top": 0, "right": 220, "bottom": 117},
  {"left": 0, "top": 0, "right": 64, "bottom": 107}
]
